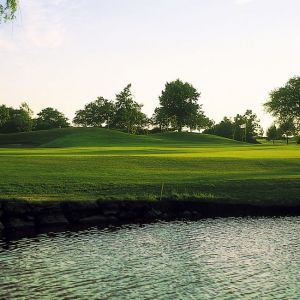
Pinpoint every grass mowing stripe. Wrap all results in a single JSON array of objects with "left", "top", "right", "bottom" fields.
[{"left": 0, "top": 128, "right": 299, "bottom": 203}]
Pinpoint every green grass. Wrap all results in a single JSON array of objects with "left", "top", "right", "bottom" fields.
[
  {"left": 257, "top": 137, "right": 298, "bottom": 145},
  {"left": 0, "top": 128, "right": 299, "bottom": 205}
]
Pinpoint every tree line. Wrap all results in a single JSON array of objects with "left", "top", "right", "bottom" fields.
[
  {"left": 204, "top": 110, "right": 262, "bottom": 143},
  {"left": 0, "top": 80, "right": 213, "bottom": 135},
  {"left": 264, "top": 76, "right": 300, "bottom": 144},
  {"left": 1, "top": 77, "right": 299, "bottom": 143},
  {"left": 0, "top": 104, "right": 69, "bottom": 133}
]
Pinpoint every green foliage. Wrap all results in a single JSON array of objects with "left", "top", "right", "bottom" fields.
[
  {"left": 0, "top": 105, "right": 10, "bottom": 127},
  {"left": 204, "top": 110, "right": 262, "bottom": 143},
  {"left": 277, "top": 119, "right": 295, "bottom": 145},
  {"left": 155, "top": 79, "right": 205, "bottom": 132},
  {"left": 264, "top": 76, "right": 300, "bottom": 136},
  {"left": 205, "top": 117, "right": 233, "bottom": 139},
  {"left": 35, "top": 107, "right": 70, "bottom": 130},
  {"left": 73, "top": 84, "right": 148, "bottom": 133},
  {"left": 151, "top": 107, "right": 170, "bottom": 131},
  {"left": 0, "top": 103, "right": 33, "bottom": 133},
  {"left": 111, "top": 84, "right": 148, "bottom": 133},
  {"left": 20, "top": 102, "right": 33, "bottom": 118},
  {"left": 234, "top": 110, "right": 262, "bottom": 142},
  {"left": 0, "top": 0, "right": 17, "bottom": 22},
  {"left": 188, "top": 112, "right": 214, "bottom": 132},
  {"left": 73, "top": 97, "right": 115, "bottom": 128},
  {"left": 266, "top": 125, "right": 279, "bottom": 143}
]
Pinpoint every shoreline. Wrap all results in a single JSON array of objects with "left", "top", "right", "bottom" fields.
[{"left": 1, "top": 199, "right": 300, "bottom": 239}]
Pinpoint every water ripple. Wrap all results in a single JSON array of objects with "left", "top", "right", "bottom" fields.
[{"left": 1, "top": 218, "right": 300, "bottom": 299}]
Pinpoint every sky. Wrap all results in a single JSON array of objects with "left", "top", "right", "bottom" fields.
[{"left": 1, "top": 0, "right": 300, "bottom": 131}]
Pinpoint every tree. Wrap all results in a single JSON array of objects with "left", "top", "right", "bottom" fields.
[
  {"left": 158, "top": 79, "right": 201, "bottom": 132},
  {"left": 204, "top": 117, "right": 233, "bottom": 139},
  {"left": 204, "top": 110, "right": 262, "bottom": 143},
  {"left": 73, "top": 109, "right": 89, "bottom": 127},
  {"left": 264, "top": 76, "right": 300, "bottom": 137},
  {"left": 232, "top": 114, "right": 245, "bottom": 141},
  {"left": 278, "top": 118, "right": 295, "bottom": 145},
  {"left": 0, "top": 0, "right": 17, "bottom": 22},
  {"left": 0, "top": 105, "right": 10, "bottom": 128},
  {"left": 73, "top": 97, "right": 115, "bottom": 128},
  {"left": 35, "top": 107, "right": 69, "bottom": 130},
  {"left": 20, "top": 102, "right": 33, "bottom": 118},
  {"left": 111, "top": 84, "right": 147, "bottom": 133},
  {"left": 0, "top": 103, "right": 33, "bottom": 133},
  {"left": 151, "top": 107, "right": 171, "bottom": 131},
  {"left": 266, "top": 125, "right": 278, "bottom": 144},
  {"left": 236, "top": 110, "right": 262, "bottom": 143},
  {"left": 188, "top": 112, "right": 214, "bottom": 132}
]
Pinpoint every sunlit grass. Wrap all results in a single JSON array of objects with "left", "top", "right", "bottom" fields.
[{"left": 0, "top": 128, "right": 299, "bottom": 204}]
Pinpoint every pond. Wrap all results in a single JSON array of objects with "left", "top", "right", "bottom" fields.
[{"left": 1, "top": 217, "right": 300, "bottom": 299}]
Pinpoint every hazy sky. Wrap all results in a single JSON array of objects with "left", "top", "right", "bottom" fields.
[{"left": 1, "top": 0, "right": 300, "bottom": 130}]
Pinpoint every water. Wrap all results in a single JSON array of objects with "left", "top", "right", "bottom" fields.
[{"left": 1, "top": 218, "right": 300, "bottom": 299}]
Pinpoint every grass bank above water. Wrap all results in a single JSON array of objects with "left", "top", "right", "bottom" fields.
[{"left": 0, "top": 128, "right": 299, "bottom": 205}]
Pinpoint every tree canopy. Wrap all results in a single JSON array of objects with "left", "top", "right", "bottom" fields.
[
  {"left": 73, "top": 84, "right": 148, "bottom": 133},
  {"left": 74, "top": 97, "right": 115, "bottom": 128},
  {"left": 204, "top": 110, "right": 262, "bottom": 143},
  {"left": 111, "top": 84, "right": 148, "bottom": 133},
  {"left": 266, "top": 125, "right": 278, "bottom": 144},
  {"left": 0, "top": 103, "right": 33, "bottom": 133},
  {"left": 264, "top": 76, "right": 300, "bottom": 136},
  {"left": 0, "top": 0, "right": 17, "bottom": 22},
  {"left": 35, "top": 107, "right": 70, "bottom": 130},
  {"left": 155, "top": 79, "right": 206, "bottom": 132}
]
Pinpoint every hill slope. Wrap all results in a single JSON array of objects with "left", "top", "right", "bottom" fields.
[{"left": 0, "top": 127, "right": 243, "bottom": 148}]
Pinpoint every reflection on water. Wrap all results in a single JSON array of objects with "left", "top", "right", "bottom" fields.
[{"left": 1, "top": 218, "right": 300, "bottom": 299}]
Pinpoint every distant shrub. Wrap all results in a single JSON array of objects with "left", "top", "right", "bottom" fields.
[{"left": 149, "top": 127, "right": 162, "bottom": 134}]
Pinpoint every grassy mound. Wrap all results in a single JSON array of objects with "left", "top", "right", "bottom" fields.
[
  {"left": 0, "top": 128, "right": 70, "bottom": 147},
  {"left": 0, "top": 127, "right": 242, "bottom": 148}
]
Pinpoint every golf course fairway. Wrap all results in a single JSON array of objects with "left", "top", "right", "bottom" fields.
[{"left": 0, "top": 127, "right": 299, "bottom": 204}]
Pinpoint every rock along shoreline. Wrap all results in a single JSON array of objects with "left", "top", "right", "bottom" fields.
[{"left": 1, "top": 199, "right": 300, "bottom": 239}]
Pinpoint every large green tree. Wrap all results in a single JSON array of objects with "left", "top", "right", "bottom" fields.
[
  {"left": 73, "top": 97, "right": 115, "bottom": 128},
  {"left": 264, "top": 76, "right": 300, "bottom": 137},
  {"left": 0, "top": 103, "right": 33, "bottom": 133},
  {"left": 157, "top": 79, "right": 202, "bottom": 132},
  {"left": 35, "top": 107, "right": 69, "bottom": 130},
  {"left": 0, "top": 0, "right": 17, "bottom": 22},
  {"left": 112, "top": 84, "right": 147, "bottom": 133}
]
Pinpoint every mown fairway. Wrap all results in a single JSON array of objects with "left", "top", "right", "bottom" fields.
[{"left": 0, "top": 128, "right": 299, "bottom": 204}]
